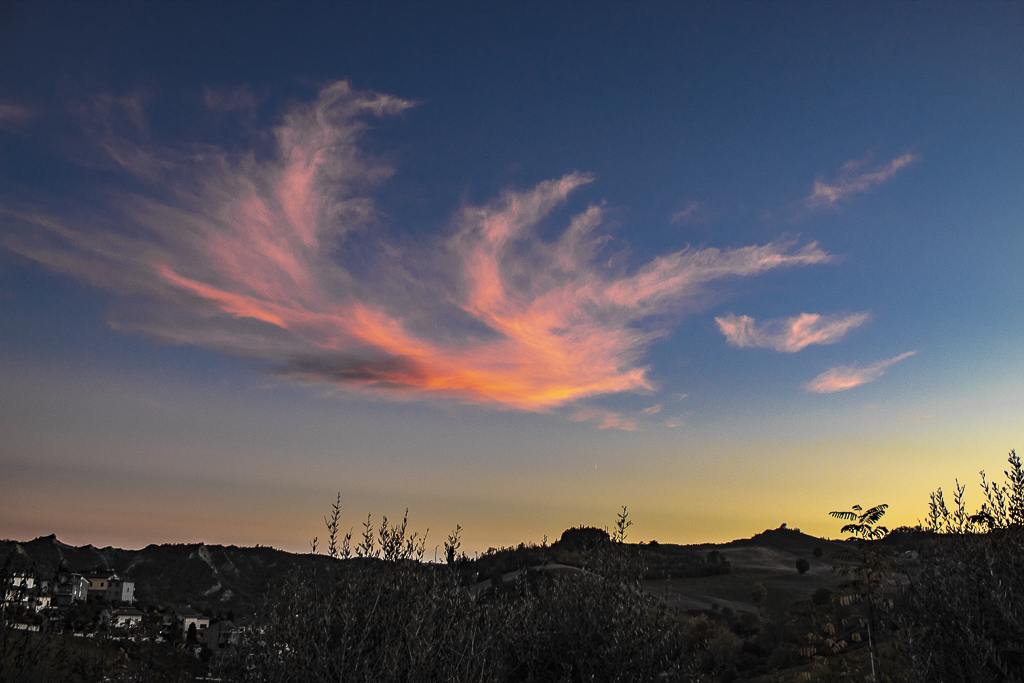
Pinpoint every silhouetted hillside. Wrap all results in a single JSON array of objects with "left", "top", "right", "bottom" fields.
[
  {"left": 722, "top": 526, "right": 845, "bottom": 554},
  {"left": 0, "top": 526, "right": 911, "bottom": 620},
  {"left": 0, "top": 535, "right": 336, "bottom": 617}
]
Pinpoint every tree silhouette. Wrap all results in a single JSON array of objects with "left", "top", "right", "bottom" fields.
[{"left": 829, "top": 504, "right": 892, "bottom": 682}]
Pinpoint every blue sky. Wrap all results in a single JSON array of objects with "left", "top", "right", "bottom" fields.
[{"left": 1, "top": 2, "right": 1022, "bottom": 552}]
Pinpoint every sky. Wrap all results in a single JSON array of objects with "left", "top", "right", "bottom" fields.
[{"left": 1, "top": 1, "right": 1022, "bottom": 555}]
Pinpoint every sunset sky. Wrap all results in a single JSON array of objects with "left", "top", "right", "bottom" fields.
[{"left": 1, "top": 2, "right": 1022, "bottom": 555}]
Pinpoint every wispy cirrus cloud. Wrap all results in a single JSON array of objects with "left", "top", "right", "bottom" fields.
[
  {"left": 570, "top": 409, "right": 639, "bottom": 431},
  {"left": 806, "top": 153, "right": 918, "bottom": 208},
  {"left": 0, "top": 102, "right": 35, "bottom": 133},
  {"left": 1, "top": 81, "right": 837, "bottom": 414},
  {"left": 670, "top": 200, "right": 707, "bottom": 226},
  {"left": 804, "top": 351, "right": 916, "bottom": 393},
  {"left": 716, "top": 311, "right": 870, "bottom": 352}
]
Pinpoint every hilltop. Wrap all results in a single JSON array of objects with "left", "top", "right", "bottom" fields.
[{"left": 647, "top": 527, "right": 850, "bottom": 613}]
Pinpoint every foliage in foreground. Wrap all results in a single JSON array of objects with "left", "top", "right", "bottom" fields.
[
  {"left": 797, "top": 450, "right": 1024, "bottom": 683},
  {"left": 894, "top": 450, "right": 1024, "bottom": 683},
  {"left": 220, "top": 508, "right": 711, "bottom": 683}
]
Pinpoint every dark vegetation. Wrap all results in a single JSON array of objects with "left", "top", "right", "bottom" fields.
[
  {"left": 3, "top": 451, "right": 1023, "bottom": 682},
  {"left": 0, "top": 536, "right": 334, "bottom": 617}
]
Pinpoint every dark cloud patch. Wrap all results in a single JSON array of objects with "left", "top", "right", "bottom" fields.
[{"left": 269, "top": 352, "right": 426, "bottom": 385}]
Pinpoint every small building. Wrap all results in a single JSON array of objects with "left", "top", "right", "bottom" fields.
[
  {"left": 84, "top": 572, "right": 113, "bottom": 596},
  {"left": 84, "top": 572, "right": 135, "bottom": 603},
  {"left": 4, "top": 573, "right": 53, "bottom": 613},
  {"left": 3, "top": 574, "right": 30, "bottom": 605},
  {"left": 4, "top": 572, "right": 34, "bottom": 602},
  {"left": 202, "top": 619, "right": 241, "bottom": 649},
  {"left": 9, "top": 573, "right": 36, "bottom": 590},
  {"left": 106, "top": 576, "right": 135, "bottom": 603},
  {"left": 108, "top": 607, "right": 144, "bottom": 629},
  {"left": 165, "top": 607, "right": 210, "bottom": 635},
  {"left": 51, "top": 573, "right": 89, "bottom": 606}
]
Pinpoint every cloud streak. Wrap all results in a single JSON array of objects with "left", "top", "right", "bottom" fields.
[
  {"left": 0, "top": 102, "right": 35, "bottom": 133},
  {"left": 806, "top": 154, "right": 918, "bottom": 207},
  {"left": 571, "top": 409, "right": 639, "bottom": 431},
  {"left": 804, "top": 351, "right": 916, "bottom": 393},
  {"left": 716, "top": 311, "right": 870, "bottom": 352},
  {"left": 2, "top": 81, "right": 838, "bottom": 412},
  {"left": 670, "top": 200, "right": 706, "bottom": 226}
]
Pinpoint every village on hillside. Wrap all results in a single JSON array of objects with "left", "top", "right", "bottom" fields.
[
  {"left": 0, "top": 497, "right": 1019, "bottom": 683},
  {"left": 1, "top": 566, "right": 239, "bottom": 660}
]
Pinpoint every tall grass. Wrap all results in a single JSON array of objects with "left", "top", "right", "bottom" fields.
[
  {"left": 894, "top": 451, "right": 1024, "bottom": 682},
  {"left": 220, "top": 507, "right": 709, "bottom": 683}
]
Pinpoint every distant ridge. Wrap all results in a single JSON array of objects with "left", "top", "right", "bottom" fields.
[{"left": 0, "top": 535, "right": 335, "bottom": 617}]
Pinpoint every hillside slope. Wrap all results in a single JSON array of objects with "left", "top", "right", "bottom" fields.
[
  {"left": 651, "top": 528, "right": 848, "bottom": 612},
  {"left": 2, "top": 527, "right": 861, "bottom": 617},
  {"left": 0, "top": 534, "right": 335, "bottom": 616}
]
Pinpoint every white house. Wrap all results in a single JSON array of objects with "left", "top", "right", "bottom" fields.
[
  {"left": 108, "top": 607, "right": 144, "bottom": 629},
  {"left": 165, "top": 607, "right": 210, "bottom": 635},
  {"left": 51, "top": 573, "right": 89, "bottom": 605},
  {"left": 84, "top": 572, "right": 135, "bottom": 603}
]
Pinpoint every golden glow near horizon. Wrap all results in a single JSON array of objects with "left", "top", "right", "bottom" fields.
[{"left": 2, "top": 355, "right": 1020, "bottom": 554}]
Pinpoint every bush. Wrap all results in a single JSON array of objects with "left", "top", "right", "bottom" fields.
[
  {"left": 895, "top": 450, "right": 1024, "bottom": 682},
  {"left": 221, "top": 507, "right": 707, "bottom": 683},
  {"left": 554, "top": 525, "right": 611, "bottom": 551}
]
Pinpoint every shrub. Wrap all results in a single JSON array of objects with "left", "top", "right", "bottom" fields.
[
  {"left": 895, "top": 450, "right": 1024, "bottom": 682},
  {"left": 221, "top": 505, "right": 707, "bottom": 683},
  {"left": 554, "top": 525, "right": 611, "bottom": 551},
  {"left": 750, "top": 582, "right": 767, "bottom": 609}
]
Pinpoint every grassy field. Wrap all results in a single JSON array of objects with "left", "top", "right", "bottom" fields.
[{"left": 648, "top": 529, "right": 848, "bottom": 614}]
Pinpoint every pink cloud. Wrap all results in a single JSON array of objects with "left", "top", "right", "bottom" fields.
[
  {"left": 806, "top": 153, "right": 918, "bottom": 208},
  {"left": 2, "top": 81, "right": 838, "bottom": 414},
  {"left": 570, "top": 409, "right": 639, "bottom": 431},
  {"left": 804, "top": 351, "right": 917, "bottom": 393},
  {"left": 716, "top": 311, "right": 869, "bottom": 352}
]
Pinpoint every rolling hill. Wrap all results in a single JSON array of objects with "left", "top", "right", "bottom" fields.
[{"left": 2, "top": 526, "right": 875, "bottom": 619}]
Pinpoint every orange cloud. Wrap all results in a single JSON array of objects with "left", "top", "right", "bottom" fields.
[
  {"left": 805, "top": 351, "right": 917, "bottom": 393},
  {"left": 716, "top": 311, "right": 869, "bottom": 352},
  {"left": 1, "top": 81, "right": 839, "bottom": 414}
]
